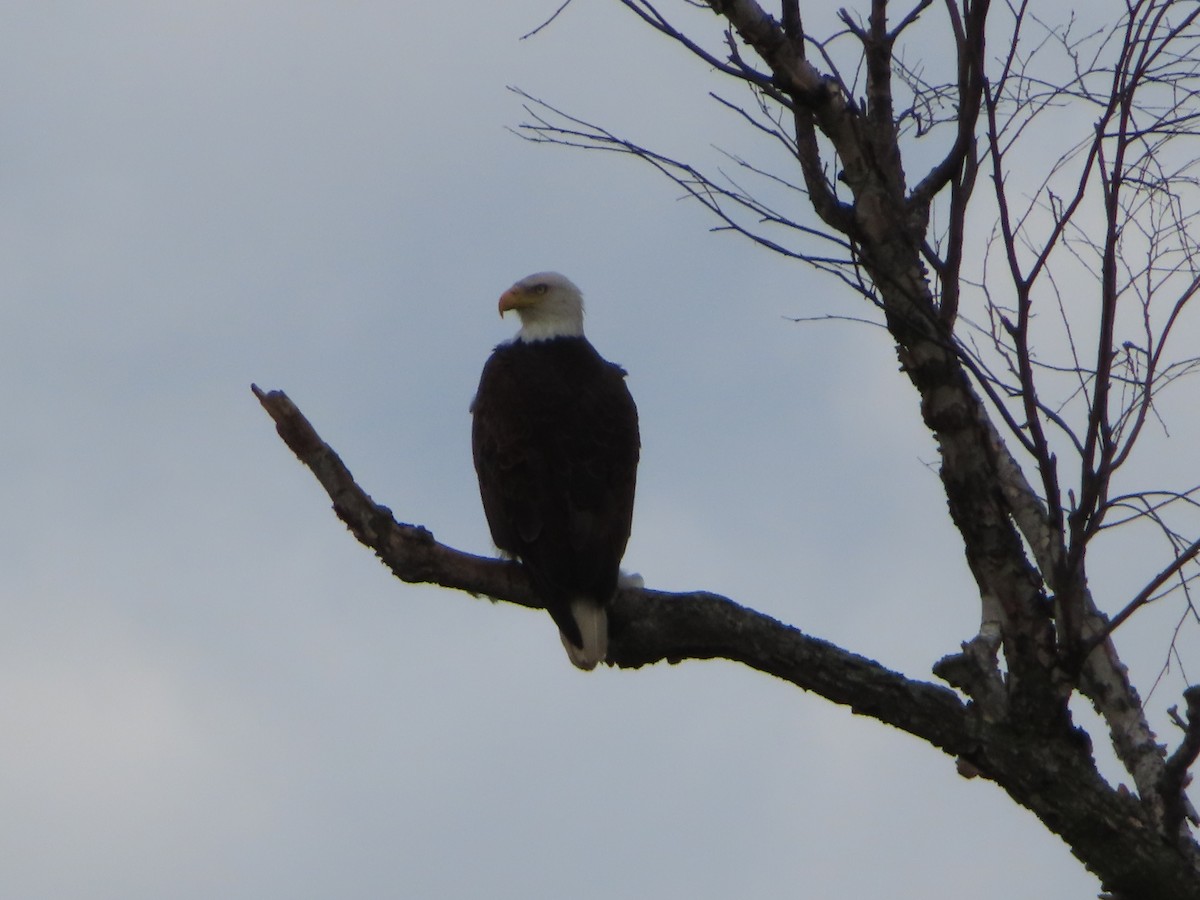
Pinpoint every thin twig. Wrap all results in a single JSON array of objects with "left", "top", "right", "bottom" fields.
[{"left": 520, "top": 0, "right": 575, "bottom": 40}]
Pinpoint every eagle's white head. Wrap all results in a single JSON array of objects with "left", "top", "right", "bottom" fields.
[{"left": 498, "top": 271, "right": 585, "bottom": 342}]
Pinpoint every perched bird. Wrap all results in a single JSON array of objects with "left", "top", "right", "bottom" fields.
[{"left": 471, "top": 272, "right": 640, "bottom": 669}]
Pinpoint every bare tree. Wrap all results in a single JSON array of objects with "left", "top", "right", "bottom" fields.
[{"left": 256, "top": 1, "right": 1200, "bottom": 896}]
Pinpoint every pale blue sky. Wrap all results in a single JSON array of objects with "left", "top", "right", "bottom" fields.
[{"left": 1, "top": 2, "right": 1192, "bottom": 898}]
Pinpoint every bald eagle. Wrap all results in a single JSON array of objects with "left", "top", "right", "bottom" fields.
[{"left": 471, "top": 272, "right": 640, "bottom": 669}]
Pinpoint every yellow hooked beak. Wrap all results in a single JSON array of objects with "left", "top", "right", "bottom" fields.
[{"left": 498, "top": 286, "right": 531, "bottom": 317}]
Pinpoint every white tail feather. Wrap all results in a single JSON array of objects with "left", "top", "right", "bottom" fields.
[{"left": 560, "top": 598, "right": 608, "bottom": 670}]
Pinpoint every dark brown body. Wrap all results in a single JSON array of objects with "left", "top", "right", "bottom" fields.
[{"left": 471, "top": 335, "right": 639, "bottom": 651}]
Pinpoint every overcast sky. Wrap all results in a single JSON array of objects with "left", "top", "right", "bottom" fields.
[{"left": 1, "top": 2, "right": 1195, "bottom": 898}]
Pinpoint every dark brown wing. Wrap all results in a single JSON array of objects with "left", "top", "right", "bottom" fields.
[{"left": 471, "top": 338, "right": 639, "bottom": 642}]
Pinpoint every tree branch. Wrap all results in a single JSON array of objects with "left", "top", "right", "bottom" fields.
[
  {"left": 253, "top": 377, "right": 1200, "bottom": 895},
  {"left": 1096, "top": 533, "right": 1200, "bottom": 645},
  {"left": 1161, "top": 685, "right": 1200, "bottom": 838},
  {"left": 251, "top": 384, "right": 974, "bottom": 748}
]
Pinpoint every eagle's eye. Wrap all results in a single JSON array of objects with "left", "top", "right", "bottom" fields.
[{"left": 532, "top": 283, "right": 549, "bottom": 295}]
